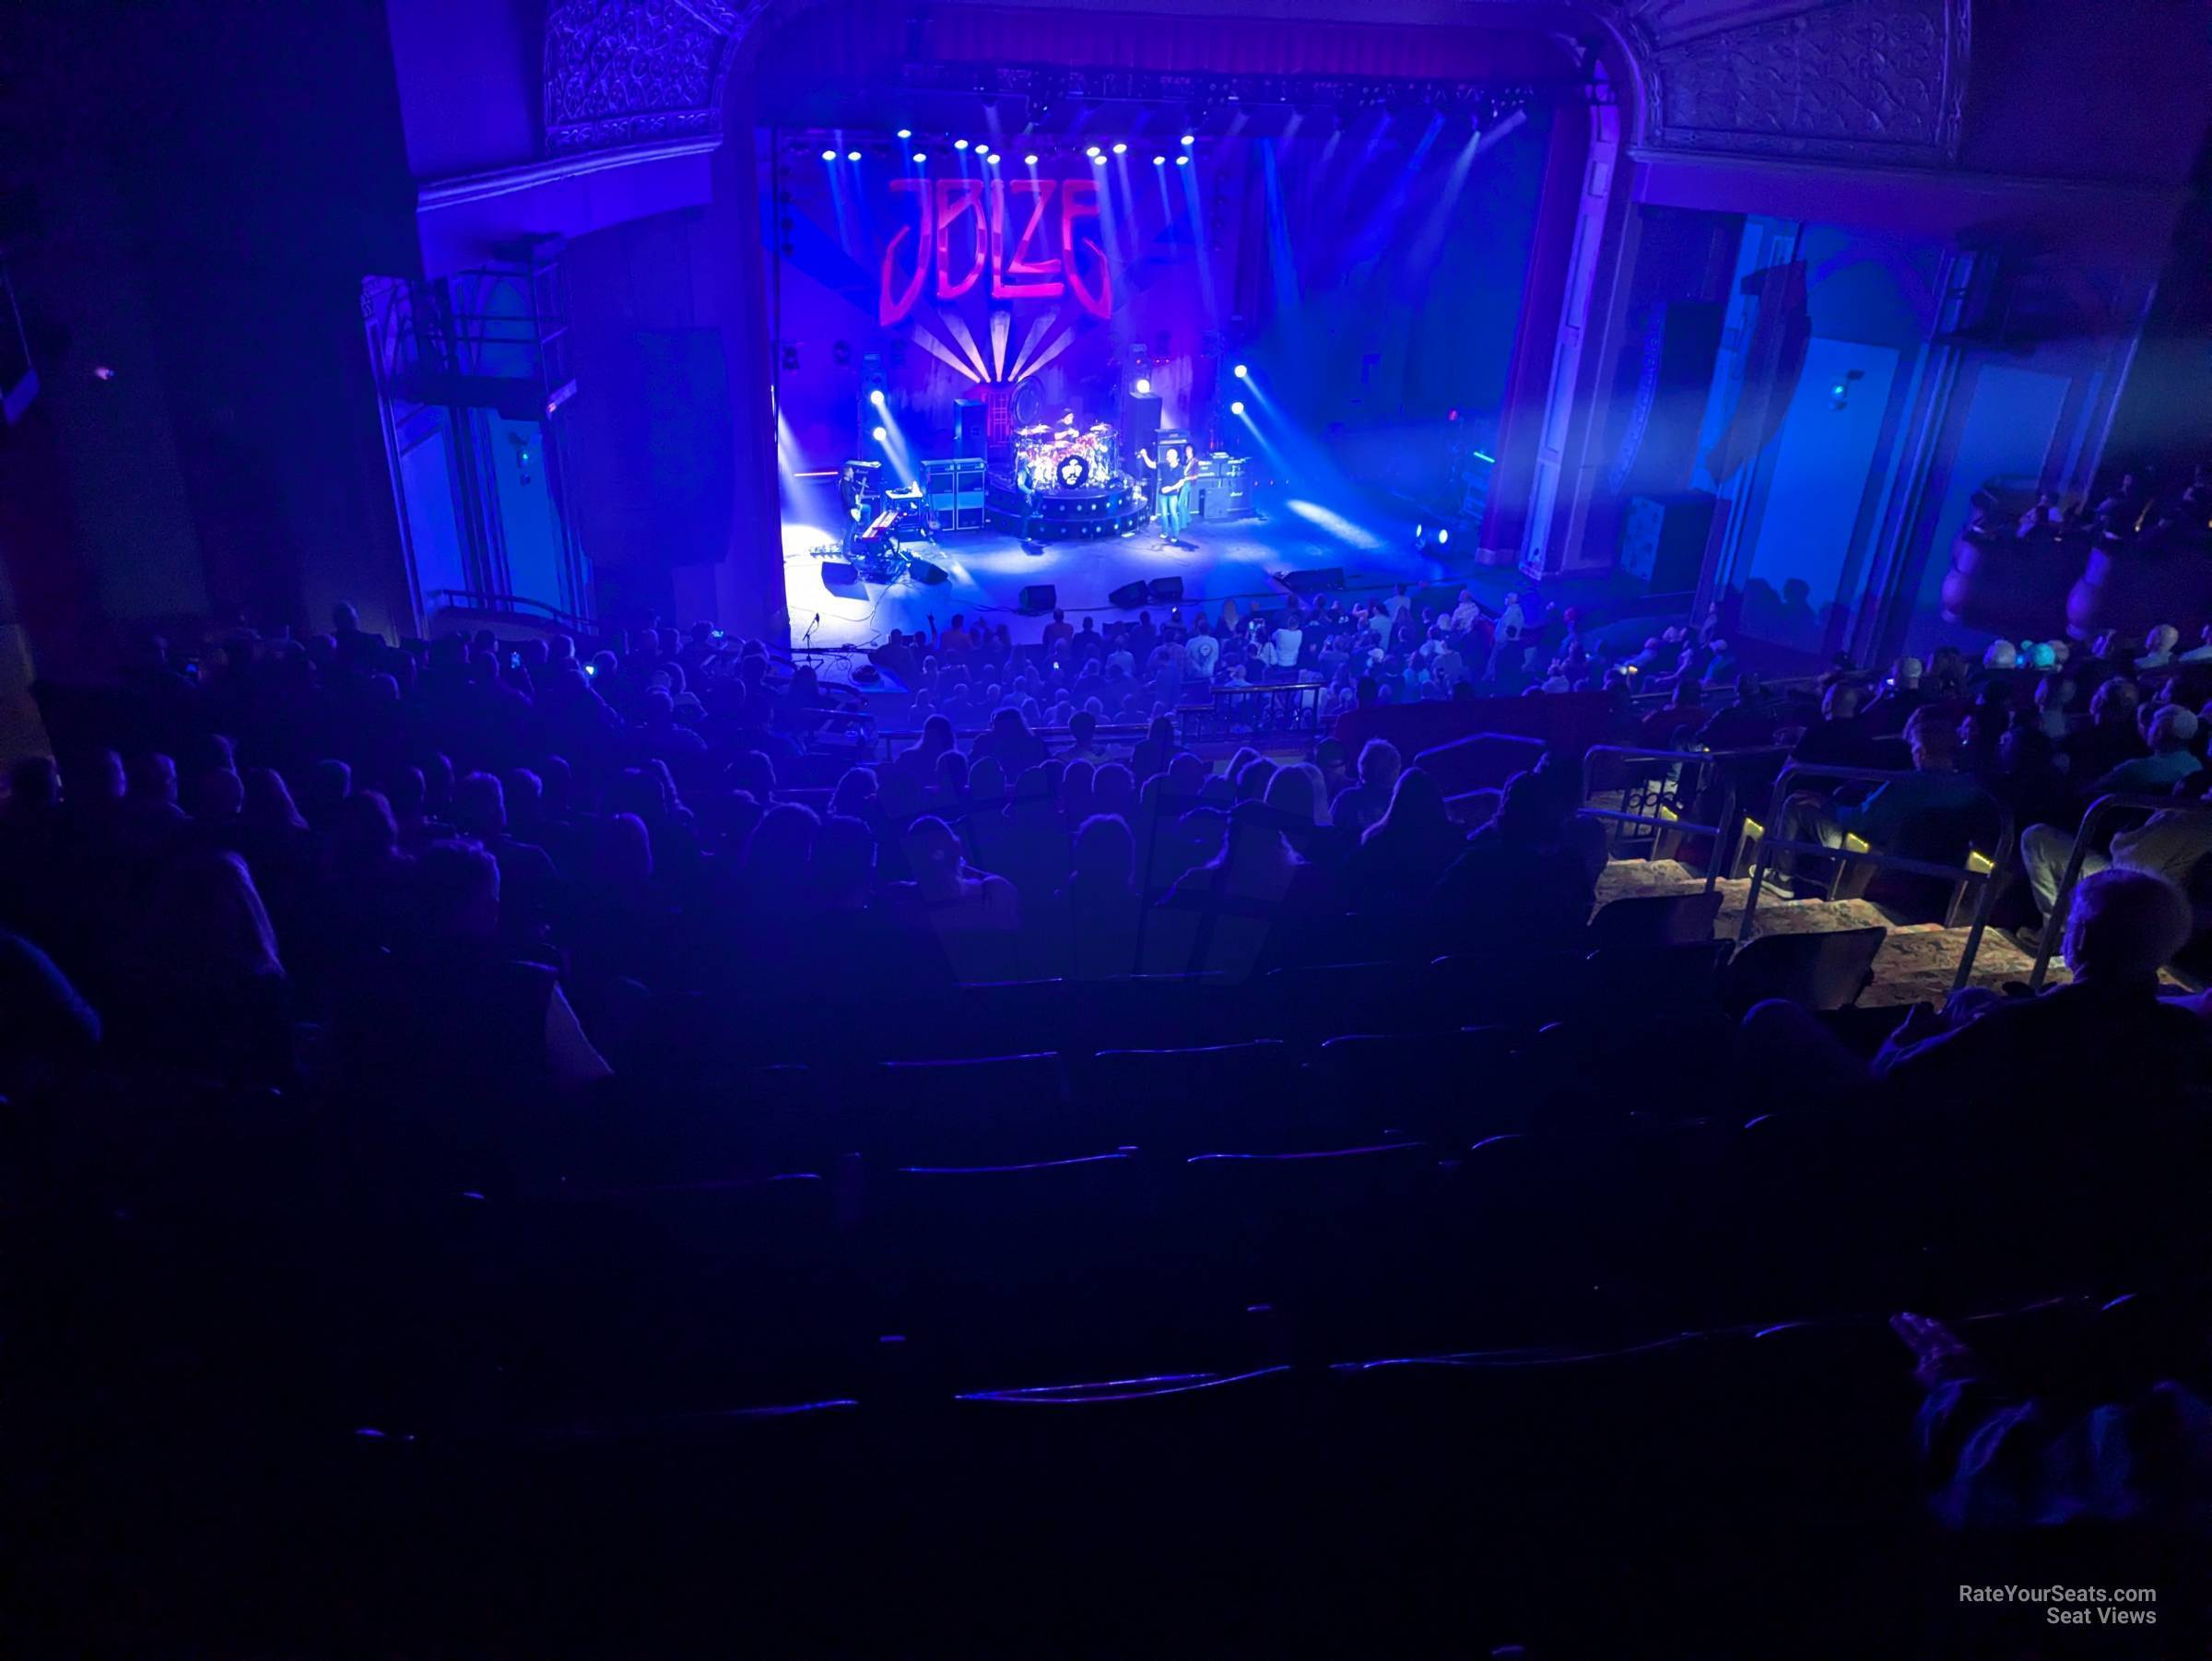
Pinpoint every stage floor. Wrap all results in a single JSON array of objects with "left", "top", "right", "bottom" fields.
[{"left": 780, "top": 475, "right": 1473, "bottom": 652}]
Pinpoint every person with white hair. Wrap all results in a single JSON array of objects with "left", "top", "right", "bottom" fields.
[
  {"left": 2026, "top": 703, "right": 2212, "bottom": 915},
  {"left": 2136, "top": 623, "right": 2183, "bottom": 670},
  {"left": 1875, "top": 868, "right": 2212, "bottom": 1101},
  {"left": 1983, "top": 640, "right": 2019, "bottom": 672},
  {"left": 1865, "top": 655, "right": 1930, "bottom": 735},
  {"left": 2088, "top": 702, "right": 2203, "bottom": 796}
]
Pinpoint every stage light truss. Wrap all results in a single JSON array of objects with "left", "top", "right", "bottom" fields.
[
  {"left": 889, "top": 62, "right": 1546, "bottom": 125},
  {"left": 775, "top": 65, "right": 1545, "bottom": 159}
]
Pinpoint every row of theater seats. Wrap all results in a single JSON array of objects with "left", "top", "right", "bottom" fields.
[
  {"left": 41, "top": 1089, "right": 2171, "bottom": 1454},
  {"left": 28, "top": 1274, "right": 2192, "bottom": 1657},
  {"left": 641, "top": 925, "right": 1892, "bottom": 1073}
]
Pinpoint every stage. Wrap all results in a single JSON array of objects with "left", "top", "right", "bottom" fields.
[{"left": 781, "top": 473, "right": 1482, "bottom": 648}]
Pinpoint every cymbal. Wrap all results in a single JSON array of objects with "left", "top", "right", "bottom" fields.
[{"left": 1017, "top": 424, "right": 1051, "bottom": 437}]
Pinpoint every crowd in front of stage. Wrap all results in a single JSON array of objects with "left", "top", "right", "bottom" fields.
[{"left": 880, "top": 582, "right": 1668, "bottom": 733}]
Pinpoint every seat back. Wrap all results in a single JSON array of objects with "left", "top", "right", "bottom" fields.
[
  {"left": 866, "top": 1052, "right": 1082, "bottom": 1163},
  {"left": 1722, "top": 927, "right": 1886, "bottom": 1015},
  {"left": 1310, "top": 1029, "right": 1525, "bottom": 1143},
  {"left": 1585, "top": 889, "right": 1724, "bottom": 948},
  {"left": 1084, "top": 1041, "right": 1299, "bottom": 1153}
]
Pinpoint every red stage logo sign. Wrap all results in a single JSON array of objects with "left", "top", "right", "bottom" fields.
[{"left": 879, "top": 178, "right": 1110, "bottom": 326}]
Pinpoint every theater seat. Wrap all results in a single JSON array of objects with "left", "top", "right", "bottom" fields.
[
  {"left": 866, "top": 1052, "right": 1085, "bottom": 1163},
  {"left": 1585, "top": 889, "right": 1724, "bottom": 948},
  {"left": 491, "top": 1173, "right": 853, "bottom": 1422},
  {"left": 1084, "top": 1040, "right": 1299, "bottom": 1153},
  {"left": 870, "top": 1153, "right": 1247, "bottom": 1387},
  {"left": 1309, "top": 1029, "right": 1524, "bottom": 1143},
  {"left": 1721, "top": 928, "right": 1886, "bottom": 1016}
]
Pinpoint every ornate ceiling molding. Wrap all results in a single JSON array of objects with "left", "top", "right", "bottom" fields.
[
  {"left": 1619, "top": 0, "right": 1970, "bottom": 167},
  {"left": 540, "top": 0, "right": 1974, "bottom": 171},
  {"left": 543, "top": 0, "right": 764, "bottom": 154}
]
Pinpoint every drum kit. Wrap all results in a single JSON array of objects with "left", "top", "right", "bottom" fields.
[{"left": 1015, "top": 420, "right": 1125, "bottom": 497}]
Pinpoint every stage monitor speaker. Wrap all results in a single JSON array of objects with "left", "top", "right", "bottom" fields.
[
  {"left": 1277, "top": 567, "right": 1346, "bottom": 595},
  {"left": 1019, "top": 583, "right": 1057, "bottom": 613},
  {"left": 953, "top": 396, "right": 985, "bottom": 461},
  {"left": 821, "top": 560, "right": 860, "bottom": 588},
  {"left": 1108, "top": 579, "right": 1148, "bottom": 609},
  {"left": 908, "top": 557, "right": 949, "bottom": 585},
  {"left": 1147, "top": 577, "right": 1183, "bottom": 603},
  {"left": 1123, "top": 392, "right": 1161, "bottom": 470},
  {"left": 1618, "top": 492, "right": 1715, "bottom": 593}
]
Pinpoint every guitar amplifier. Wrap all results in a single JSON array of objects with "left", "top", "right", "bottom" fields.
[
  {"left": 922, "top": 458, "right": 986, "bottom": 532},
  {"left": 1192, "top": 454, "right": 1250, "bottom": 520}
]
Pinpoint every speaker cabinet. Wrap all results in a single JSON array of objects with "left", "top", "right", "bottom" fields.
[
  {"left": 953, "top": 397, "right": 985, "bottom": 462},
  {"left": 1123, "top": 393, "right": 1162, "bottom": 472},
  {"left": 1618, "top": 493, "right": 1716, "bottom": 593},
  {"left": 1108, "top": 579, "right": 1148, "bottom": 609},
  {"left": 1019, "top": 584, "right": 1057, "bottom": 613},
  {"left": 1276, "top": 567, "right": 1346, "bottom": 595},
  {"left": 1147, "top": 577, "right": 1183, "bottom": 603}
]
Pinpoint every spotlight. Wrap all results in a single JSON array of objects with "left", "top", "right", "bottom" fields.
[
  {"left": 871, "top": 424, "right": 888, "bottom": 442},
  {"left": 1437, "top": 528, "right": 1450, "bottom": 546},
  {"left": 1232, "top": 363, "right": 1248, "bottom": 380},
  {"left": 1414, "top": 524, "right": 1424, "bottom": 541},
  {"left": 1135, "top": 377, "right": 1151, "bottom": 395},
  {"left": 869, "top": 389, "right": 886, "bottom": 407},
  {"left": 1175, "top": 155, "right": 1190, "bottom": 167},
  {"left": 1112, "top": 142, "right": 1127, "bottom": 154},
  {"left": 1024, "top": 153, "right": 1039, "bottom": 165},
  {"left": 846, "top": 150, "right": 861, "bottom": 161},
  {"left": 896, "top": 127, "right": 912, "bottom": 139},
  {"left": 1181, "top": 134, "right": 1195, "bottom": 147},
  {"left": 1152, "top": 154, "right": 1166, "bottom": 166},
  {"left": 1230, "top": 400, "right": 1246, "bottom": 416},
  {"left": 955, "top": 138, "right": 970, "bottom": 150},
  {"left": 1086, "top": 145, "right": 1101, "bottom": 158},
  {"left": 821, "top": 148, "right": 837, "bottom": 161},
  {"left": 1092, "top": 153, "right": 1106, "bottom": 166},
  {"left": 912, "top": 151, "right": 925, "bottom": 163}
]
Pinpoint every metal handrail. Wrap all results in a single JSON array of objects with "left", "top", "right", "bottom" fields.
[
  {"left": 1740, "top": 763, "right": 2015, "bottom": 993},
  {"left": 1578, "top": 746, "right": 1791, "bottom": 894},
  {"left": 423, "top": 589, "right": 595, "bottom": 633},
  {"left": 2027, "top": 793, "right": 2212, "bottom": 991}
]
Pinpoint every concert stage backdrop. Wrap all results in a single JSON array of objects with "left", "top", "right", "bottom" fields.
[{"left": 767, "top": 108, "right": 1551, "bottom": 492}]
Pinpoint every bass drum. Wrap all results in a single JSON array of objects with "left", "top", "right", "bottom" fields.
[{"left": 1009, "top": 376, "right": 1047, "bottom": 433}]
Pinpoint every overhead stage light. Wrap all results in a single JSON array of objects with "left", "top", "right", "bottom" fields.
[
  {"left": 1437, "top": 528, "right": 1450, "bottom": 545},
  {"left": 1175, "top": 155, "right": 1190, "bottom": 167},
  {"left": 1230, "top": 400, "right": 1246, "bottom": 416},
  {"left": 871, "top": 425, "right": 888, "bottom": 442},
  {"left": 1152, "top": 155, "right": 1166, "bottom": 166},
  {"left": 821, "top": 149, "right": 837, "bottom": 161},
  {"left": 1135, "top": 377, "right": 1151, "bottom": 395},
  {"left": 1112, "top": 142, "right": 1127, "bottom": 155},
  {"left": 846, "top": 149, "right": 861, "bottom": 161},
  {"left": 869, "top": 389, "right": 886, "bottom": 407},
  {"left": 896, "top": 128, "right": 912, "bottom": 139},
  {"left": 1181, "top": 134, "right": 1195, "bottom": 147},
  {"left": 1086, "top": 145, "right": 1101, "bottom": 159},
  {"left": 912, "top": 151, "right": 925, "bottom": 163},
  {"left": 1232, "top": 363, "right": 1248, "bottom": 380},
  {"left": 1024, "top": 153, "right": 1040, "bottom": 165},
  {"left": 956, "top": 139, "right": 971, "bottom": 150}
]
